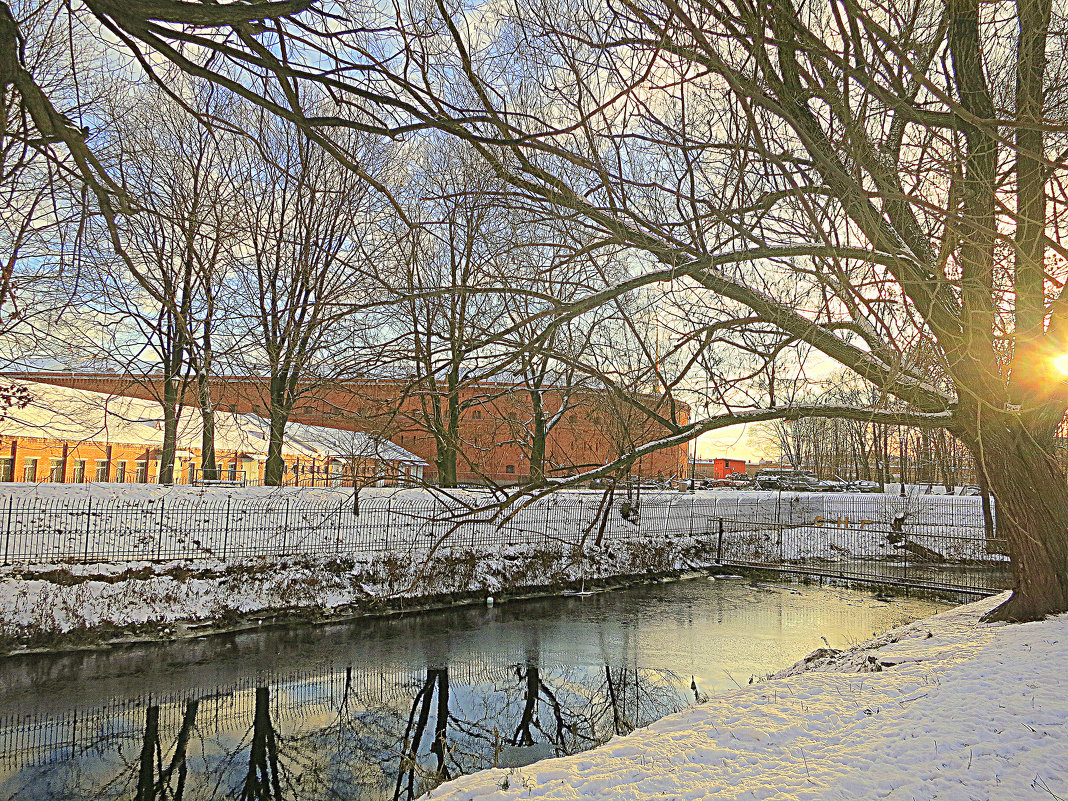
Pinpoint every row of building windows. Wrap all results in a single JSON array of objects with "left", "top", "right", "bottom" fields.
[{"left": 0, "top": 457, "right": 150, "bottom": 484}]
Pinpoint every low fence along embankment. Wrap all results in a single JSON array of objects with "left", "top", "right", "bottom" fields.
[{"left": 0, "top": 488, "right": 1009, "bottom": 596}]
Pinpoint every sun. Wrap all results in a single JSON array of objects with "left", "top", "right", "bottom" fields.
[{"left": 1054, "top": 354, "right": 1068, "bottom": 376}]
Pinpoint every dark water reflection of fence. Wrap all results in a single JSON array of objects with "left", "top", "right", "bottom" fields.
[{"left": 0, "top": 657, "right": 684, "bottom": 801}]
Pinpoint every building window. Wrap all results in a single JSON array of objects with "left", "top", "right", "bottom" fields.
[
  {"left": 50, "top": 458, "right": 64, "bottom": 482},
  {"left": 115, "top": 461, "right": 126, "bottom": 483},
  {"left": 228, "top": 462, "right": 237, "bottom": 481},
  {"left": 471, "top": 409, "right": 482, "bottom": 420},
  {"left": 72, "top": 460, "right": 86, "bottom": 483},
  {"left": 22, "top": 458, "right": 37, "bottom": 483},
  {"left": 0, "top": 458, "right": 12, "bottom": 482},
  {"left": 95, "top": 460, "right": 109, "bottom": 482},
  {"left": 505, "top": 464, "right": 515, "bottom": 474},
  {"left": 135, "top": 461, "right": 148, "bottom": 483}
]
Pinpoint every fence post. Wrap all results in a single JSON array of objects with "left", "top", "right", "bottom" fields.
[
  {"left": 544, "top": 496, "right": 551, "bottom": 548},
  {"left": 384, "top": 494, "right": 392, "bottom": 552},
  {"left": 335, "top": 502, "right": 343, "bottom": 554},
  {"left": 3, "top": 495, "right": 12, "bottom": 566},
  {"left": 716, "top": 518, "right": 724, "bottom": 563},
  {"left": 83, "top": 497, "right": 92, "bottom": 563},
  {"left": 223, "top": 497, "right": 232, "bottom": 560},
  {"left": 156, "top": 498, "right": 165, "bottom": 561},
  {"left": 282, "top": 497, "right": 291, "bottom": 556},
  {"left": 902, "top": 531, "right": 909, "bottom": 584}
]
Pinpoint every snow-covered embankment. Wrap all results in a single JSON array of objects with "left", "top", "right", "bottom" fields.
[{"left": 0, "top": 532, "right": 719, "bottom": 646}]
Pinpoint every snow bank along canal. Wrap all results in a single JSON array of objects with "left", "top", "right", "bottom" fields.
[{"left": 0, "top": 578, "right": 949, "bottom": 800}]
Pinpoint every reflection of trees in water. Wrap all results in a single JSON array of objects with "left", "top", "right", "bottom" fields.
[
  {"left": 446, "top": 660, "right": 685, "bottom": 770},
  {"left": 237, "top": 689, "right": 283, "bottom": 801},
  {"left": 394, "top": 669, "right": 450, "bottom": 801},
  {"left": 134, "top": 700, "right": 199, "bottom": 801},
  {"left": 4, "top": 660, "right": 686, "bottom": 801}
]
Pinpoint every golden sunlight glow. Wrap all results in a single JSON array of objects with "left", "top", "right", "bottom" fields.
[{"left": 1054, "top": 354, "right": 1068, "bottom": 376}]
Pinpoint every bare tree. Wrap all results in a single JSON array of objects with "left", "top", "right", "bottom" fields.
[
  {"left": 230, "top": 110, "right": 391, "bottom": 486},
  {"left": 6, "top": 0, "right": 1068, "bottom": 617},
  {"left": 379, "top": 140, "right": 513, "bottom": 488},
  {"left": 292, "top": 0, "right": 1065, "bottom": 620},
  {"left": 82, "top": 80, "right": 241, "bottom": 483}
]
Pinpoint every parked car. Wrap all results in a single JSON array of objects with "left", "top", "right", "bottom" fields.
[
  {"left": 721, "top": 472, "right": 753, "bottom": 487},
  {"left": 843, "top": 479, "right": 881, "bottom": 493},
  {"left": 754, "top": 470, "right": 821, "bottom": 491},
  {"left": 816, "top": 478, "right": 848, "bottom": 492}
]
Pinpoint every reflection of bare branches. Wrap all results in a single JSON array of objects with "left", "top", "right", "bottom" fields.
[
  {"left": 605, "top": 666, "right": 626, "bottom": 736},
  {"left": 394, "top": 668, "right": 449, "bottom": 801},
  {"left": 160, "top": 701, "right": 198, "bottom": 799},
  {"left": 135, "top": 706, "right": 159, "bottom": 801},
  {"left": 6, "top": 659, "right": 688, "bottom": 800},
  {"left": 239, "top": 688, "right": 283, "bottom": 801},
  {"left": 511, "top": 665, "right": 568, "bottom": 748},
  {"left": 133, "top": 699, "right": 199, "bottom": 801}
]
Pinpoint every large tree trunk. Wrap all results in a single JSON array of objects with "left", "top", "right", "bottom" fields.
[
  {"left": 197, "top": 371, "right": 218, "bottom": 481},
  {"left": 435, "top": 443, "right": 457, "bottom": 488},
  {"left": 962, "top": 416, "right": 1068, "bottom": 621},
  {"left": 159, "top": 380, "right": 181, "bottom": 484},
  {"left": 433, "top": 370, "right": 461, "bottom": 488},
  {"left": 264, "top": 408, "right": 288, "bottom": 487},
  {"left": 264, "top": 374, "right": 293, "bottom": 487},
  {"left": 528, "top": 397, "right": 547, "bottom": 486}
]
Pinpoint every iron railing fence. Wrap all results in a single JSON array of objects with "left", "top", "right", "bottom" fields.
[
  {"left": 0, "top": 489, "right": 1007, "bottom": 594},
  {"left": 710, "top": 517, "right": 1010, "bottom": 595}
]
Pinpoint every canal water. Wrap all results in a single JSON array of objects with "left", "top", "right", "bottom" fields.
[{"left": 0, "top": 577, "right": 951, "bottom": 800}]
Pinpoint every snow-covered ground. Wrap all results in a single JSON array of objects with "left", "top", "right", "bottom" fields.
[
  {"left": 0, "top": 483, "right": 995, "bottom": 566},
  {"left": 423, "top": 593, "right": 1065, "bottom": 801}
]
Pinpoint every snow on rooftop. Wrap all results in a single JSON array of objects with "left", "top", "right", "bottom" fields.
[{"left": 0, "top": 381, "right": 424, "bottom": 463}]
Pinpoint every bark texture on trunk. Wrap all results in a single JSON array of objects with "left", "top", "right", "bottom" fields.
[
  {"left": 962, "top": 415, "right": 1068, "bottom": 621},
  {"left": 159, "top": 394, "right": 179, "bottom": 485},
  {"left": 264, "top": 409, "right": 288, "bottom": 487},
  {"left": 528, "top": 410, "right": 546, "bottom": 486},
  {"left": 198, "top": 372, "right": 217, "bottom": 481}
]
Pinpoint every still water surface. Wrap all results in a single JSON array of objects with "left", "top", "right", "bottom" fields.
[{"left": 0, "top": 577, "right": 950, "bottom": 800}]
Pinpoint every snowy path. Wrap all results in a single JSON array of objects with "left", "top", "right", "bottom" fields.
[{"left": 427, "top": 593, "right": 1066, "bottom": 801}]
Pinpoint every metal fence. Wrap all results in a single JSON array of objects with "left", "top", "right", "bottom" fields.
[
  {"left": 0, "top": 489, "right": 1010, "bottom": 595},
  {"left": 711, "top": 517, "right": 1010, "bottom": 596}
]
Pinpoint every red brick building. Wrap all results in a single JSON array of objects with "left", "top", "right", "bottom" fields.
[
  {"left": 0, "top": 381, "right": 426, "bottom": 486},
  {"left": 7, "top": 372, "right": 690, "bottom": 485},
  {"left": 692, "top": 457, "right": 748, "bottom": 480}
]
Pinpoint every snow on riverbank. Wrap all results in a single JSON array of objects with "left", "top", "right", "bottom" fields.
[
  {"left": 0, "top": 533, "right": 718, "bottom": 640},
  {"left": 426, "top": 593, "right": 1066, "bottom": 801}
]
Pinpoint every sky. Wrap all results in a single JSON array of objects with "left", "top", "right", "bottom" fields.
[{"left": 694, "top": 423, "right": 766, "bottom": 462}]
